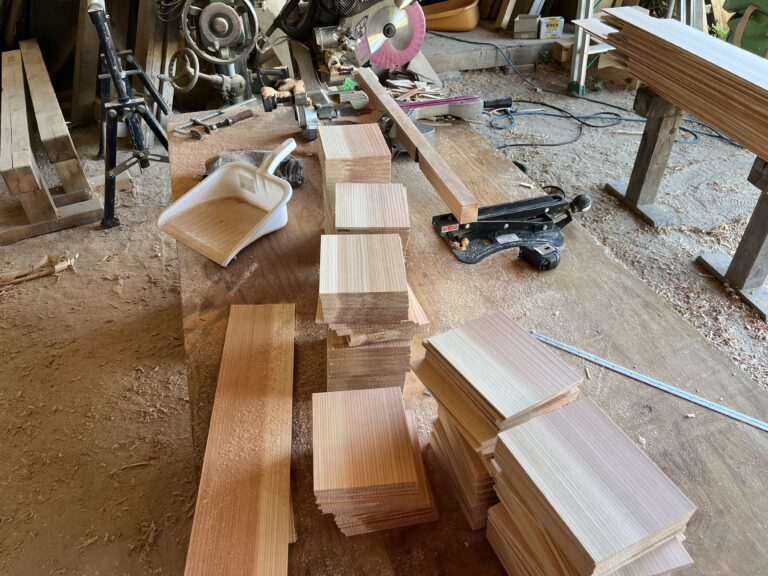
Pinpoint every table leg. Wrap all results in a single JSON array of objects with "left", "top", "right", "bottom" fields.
[
  {"left": 697, "top": 158, "right": 768, "bottom": 320},
  {"left": 606, "top": 88, "right": 682, "bottom": 227}
]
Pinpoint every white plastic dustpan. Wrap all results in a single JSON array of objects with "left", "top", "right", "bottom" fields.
[{"left": 159, "top": 138, "right": 297, "bottom": 267}]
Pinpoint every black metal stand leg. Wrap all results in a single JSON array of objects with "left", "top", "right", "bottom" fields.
[
  {"left": 102, "top": 111, "right": 120, "bottom": 229},
  {"left": 697, "top": 158, "right": 768, "bottom": 320},
  {"left": 140, "top": 107, "right": 169, "bottom": 150}
]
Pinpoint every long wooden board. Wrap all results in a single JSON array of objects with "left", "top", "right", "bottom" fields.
[
  {"left": 355, "top": 67, "right": 479, "bottom": 224},
  {"left": 18, "top": 39, "right": 90, "bottom": 194},
  {"left": 184, "top": 304, "right": 295, "bottom": 576}
]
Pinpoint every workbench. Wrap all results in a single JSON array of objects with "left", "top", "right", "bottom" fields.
[{"left": 169, "top": 105, "right": 768, "bottom": 575}]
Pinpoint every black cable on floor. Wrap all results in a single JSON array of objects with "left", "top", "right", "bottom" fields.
[{"left": 426, "top": 31, "right": 743, "bottom": 149}]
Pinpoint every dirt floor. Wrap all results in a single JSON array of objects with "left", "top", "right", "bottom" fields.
[{"left": 0, "top": 65, "right": 766, "bottom": 575}]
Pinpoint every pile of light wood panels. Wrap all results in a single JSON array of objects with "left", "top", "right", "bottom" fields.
[
  {"left": 574, "top": 6, "right": 768, "bottom": 161},
  {"left": 415, "top": 311, "right": 581, "bottom": 530},
  {"left": 430, "top": 407, "right": 497, "bottom": 530},
  {"left": 415, "top": 311, "right": 581, "bottom": 458},
  {"left": 487, "top": 397, "right": 696, "bottom": 575},
  {"left": 331, "top": 182, "right": 410, "bottom": 251},
  {"left": 318, "top": 232, "right": 428, "bottom": 390},
  {"left": 184, "top": 304, "right": 295, "bottom": 576},
  {"left": 312, "top": 387, "right": 438, "bottom": 536},
  {"left": 318, "top": 123, "right": 391, "bottom": 232}
]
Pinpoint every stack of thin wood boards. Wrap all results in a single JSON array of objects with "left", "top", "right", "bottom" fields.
[
  {"left": 184, "top": 304, "right": 296, "bottom": 576},
  {"left": 487, "top": 397, "right": 697, "bottom": 575},
  {"left": 332, "top": 182, "right": 411, "bottom": 251},
  {"left": 312, "top": 387, "right": 438, "bottom": 535},
  {"left": 318, "top": 234, "right": 428, "bottom": 390},
  {"left": 318, "top": 124, "right": 392, "bottom": 233},
  {"left": 414, "top": 311, "right": 581, "bottom": 529},
  {"left": 574, "top": 6, "right": 768, "bottom": 161}
]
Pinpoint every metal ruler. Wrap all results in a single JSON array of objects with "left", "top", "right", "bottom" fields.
[{"left": 531, "top": 331, "right": 768, "bottom": 434}]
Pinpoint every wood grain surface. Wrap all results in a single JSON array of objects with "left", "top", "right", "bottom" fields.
[
  {"left": 169, "top": 105, "right": 768, "bottom": 575},
  {"left": 184, "top": 304, "right": 295, "bottom": 576},
  {"left": 494, "top": 397, "right": 696, "bottom": 575}
]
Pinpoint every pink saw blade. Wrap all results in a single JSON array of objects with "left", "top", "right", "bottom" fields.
[{"left": 370, "top": 3, "right": 426, "bottom": 68}]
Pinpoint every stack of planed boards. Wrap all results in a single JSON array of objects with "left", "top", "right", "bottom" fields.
[
  {"left": 415, "top": 311, "right": 697, "bottom": 574},
  {"left": 312, "top": 386, "right": 438, "bottom": 535},
  {"left": 316, "top": 123, "right": 428, "bottom": 392},
  {"left": 574, "top": 6, "right": 768, "bottom": 161},
  {"left": 414, "top": 311, "right": 581, "bottom": 530}
]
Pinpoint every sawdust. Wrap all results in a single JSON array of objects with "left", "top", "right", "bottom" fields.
[
  {"left": 447, "top": 66, "right": 768, "bottom": 389},
  {"left": 0, "top": 128, "right": 194, "bottom": 574}
]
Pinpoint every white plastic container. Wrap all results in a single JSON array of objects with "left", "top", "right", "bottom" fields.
[{"left": 158, "top": 138, "right": 297, "bottom": 267}]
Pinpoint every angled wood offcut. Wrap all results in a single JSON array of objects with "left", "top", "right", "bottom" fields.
[
  {"left": 185, "top": 304, "right": 295, "bottom": 576},
  {"left": 356, "top": 67, "right": 479, "bottom": 224}
]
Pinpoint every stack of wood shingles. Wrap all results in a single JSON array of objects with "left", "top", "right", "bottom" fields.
[
  {"left": 317, "top": 124, "right": 427, "bottom": 391},
  {"left": 312, "top": 387, "right": 438, "bottom": 535},
  {"left": 574, "top": 6, "right": 768, "bottom": 161},
  {"left": 488, "top": 397, "right": 696, "bottom": 575},
  {"left": 414, "top": 311, "right": 581, "bottom": 530}
]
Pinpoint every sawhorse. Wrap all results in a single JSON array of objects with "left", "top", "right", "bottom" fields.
[{"left": 605, "top": 87, "right": 768, "bottom": 320}]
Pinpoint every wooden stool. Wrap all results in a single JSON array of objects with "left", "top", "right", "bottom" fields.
[
  {"left": 605, "top": 86, "right": 682, "bottom": 227},
  {"left": 697, "top": 158, "right": 768, "bottom": 320}
]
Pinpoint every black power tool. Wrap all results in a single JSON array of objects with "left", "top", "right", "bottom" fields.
[{"left": 432, "top": 191, "right": 591, "bottom": 271}]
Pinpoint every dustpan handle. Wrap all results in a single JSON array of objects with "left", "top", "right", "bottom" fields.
[{"left": 258, "top": 138, "right": 297, "bottom": 176}]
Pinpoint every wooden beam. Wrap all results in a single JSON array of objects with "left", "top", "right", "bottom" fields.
[
  {"left": 19, "top": 39, "right": 91, "bottom": 195},
  {"left": 355, "top": 67, "right": 479, "bottom": 223},
  {"left": 184, "top": 304, "right": 295, "bottom": 576},
  {"left": 71, "top": 0, "right": 100, "bottom": 124}
]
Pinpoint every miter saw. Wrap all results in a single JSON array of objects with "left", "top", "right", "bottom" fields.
[{"left": 260, "top": 0, "right": 435, "bottom": 139}]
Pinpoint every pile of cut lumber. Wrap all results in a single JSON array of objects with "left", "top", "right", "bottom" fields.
[
  {"left": 312, "top": 387, "right": 438, "bottom": 536},
  {"left": 318, "top": 234, "right": 427, "bottom": 390},
  {"left": 574, "top": 6, "right": 768, "bottom": 161},
  {"left": 487, "top": 397, "right": 697, "bottom": 575},
  {"left": 318, "top": 124, "right": 392, "bottom": 232},
  {"left": 316, "top": 122, "right": 429, "bottom": 391},
  {"left": 414, "top": 311, "right": 581, "bottom": 529},
  {"left": 332, "top": 182, "right": 411, "bottom": 251}
]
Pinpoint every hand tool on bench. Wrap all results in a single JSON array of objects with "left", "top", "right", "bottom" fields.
[
  {"left": 189, "top": 109, "right": 255, "bottom": 139},
  {"left": 432, "top": 191, "right": 592, "bottom": 271}
]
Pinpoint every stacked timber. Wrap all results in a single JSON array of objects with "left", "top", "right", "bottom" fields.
[
  {"left": 318, "top": 124, "right": 391, "bottom": 232},
  {"left": 312, "top": 387, "right": 438, "bottom": 536},
  {"left": 574, "top": 6, "right": 768, "bottom": 161},
  {"left": 332, "top": 182, "right": 411, "bottom": 251},
  {"left": 487, "top": 397, "right": 697, "bottom": 575},
  {"left": 414, "top": 311, "right": 581, "bottom": 529},
  {"left": 318, "top": 233, "right": 428, "bottom": 391}
]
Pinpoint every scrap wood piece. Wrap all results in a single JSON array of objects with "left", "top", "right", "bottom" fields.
[
  {"left": 184, "top": 304, "right": 295, "bottom": 576},
  {"left": 0, "top": 254, "right": 77, "bottom": 287},
  {"left": 356, "top": 67, "right": 479, "bottom": 224}
]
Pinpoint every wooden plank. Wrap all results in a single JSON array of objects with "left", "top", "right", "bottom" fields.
[
  {"left": 71, "top": 0, "right": 100, "bottom": 124},
  {"left": 19, "top": 39, "right": 91, "bottom": 196},
  {"left": 494, "top": 397, "right": 696, "bottom": 575},
  {"left": 333, "top": 182, "right": 410, "bottom": 249},
  {"left": 168, "top": 106, "right": 768, "bottom": 574},
  {"left": 0, "top": 196, "right": 103, "bottom": 245},
  {"left": 494, "top": 0, "right": 517, "bottom": 30},
  {"left": 355, "top": 67, "right": 480, "bottom": 224},
  {"left": 184, "top": 304, "right": 295, "bottom": 576}
]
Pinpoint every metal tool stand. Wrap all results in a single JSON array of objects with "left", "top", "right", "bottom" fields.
[
  {"left": 89, "top": 1, "right": 169, "bottom": 229},
  {"left": 604, "top": 87, "right": 681, "bottom": 227},
  {"left": 697, "top": 158, "right": 768, "bottom": 320}
]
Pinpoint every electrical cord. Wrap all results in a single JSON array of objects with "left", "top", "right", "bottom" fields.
[{"left": 426, "top": 31, "right": 743, "bottom": 149}]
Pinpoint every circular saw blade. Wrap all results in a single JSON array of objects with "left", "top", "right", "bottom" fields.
[{"left": 365, "top": 3, "right": 426, "bottom": 68}]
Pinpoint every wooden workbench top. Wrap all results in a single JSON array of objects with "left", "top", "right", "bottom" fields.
[{"left": 168, "top": 105, "right": 768, "bottom": 575}]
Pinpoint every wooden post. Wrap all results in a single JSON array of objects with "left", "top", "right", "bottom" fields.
[
  {"left": 605, "top": 87, "right": 682, "bottom": 227},
  {"left": 71, "top": 0, "right": 101, "bottom": 124},
  {"left": 697, "top": 158, "right": 768, "bottom": 320}
]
